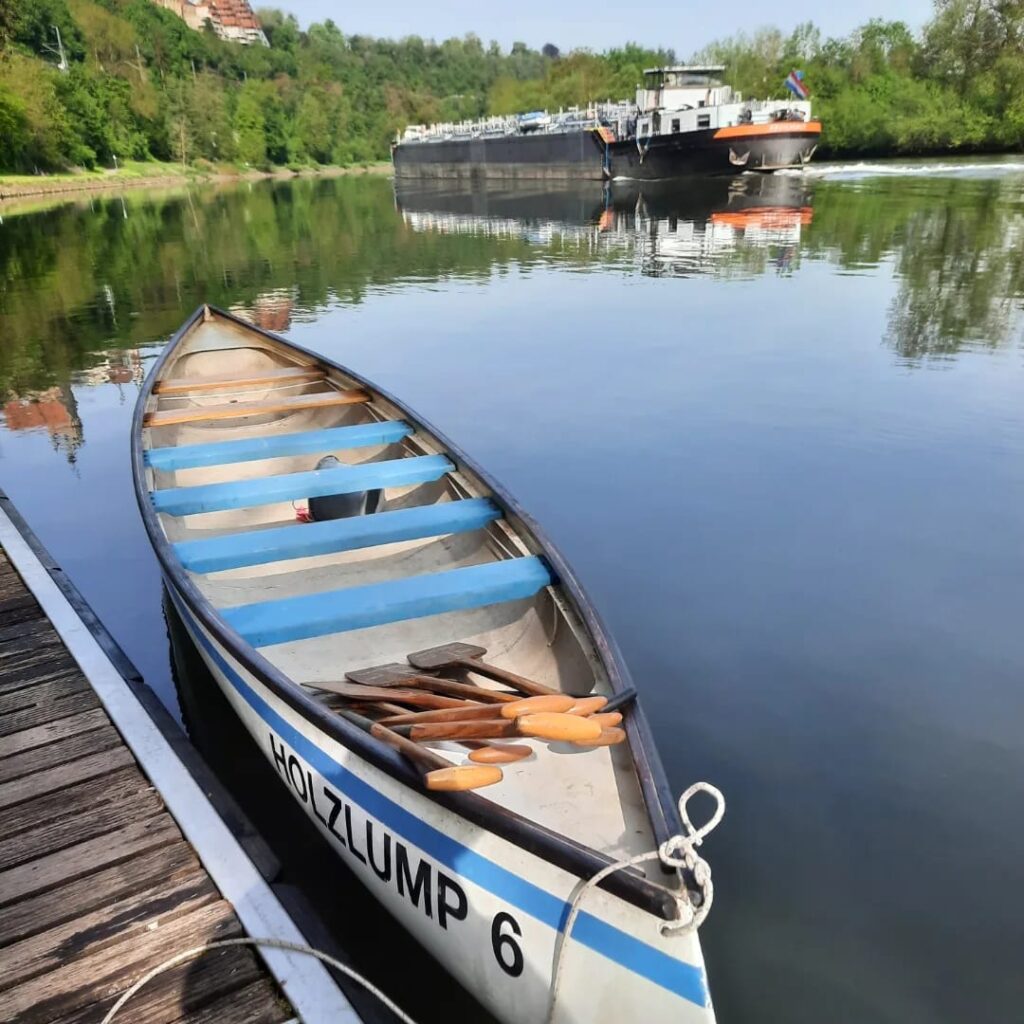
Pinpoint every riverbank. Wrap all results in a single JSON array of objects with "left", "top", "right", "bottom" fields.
[{"left": 0, "top": 160, "right": 392, "bottom": 202}]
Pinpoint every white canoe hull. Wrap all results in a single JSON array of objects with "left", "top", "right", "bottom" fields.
[{"left": 169, "top": 583, "right": 714, "bottom": 1024}]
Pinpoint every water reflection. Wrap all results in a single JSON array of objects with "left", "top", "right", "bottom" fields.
[
  {"left": 2, "top": 166, "right": 1024, "bottom": 442},
  {"left": 395, "top": 175, "right": 814, "bottom": 279},
  {"left": 2, "top": 385, "right": 83, "bottom": 463}
]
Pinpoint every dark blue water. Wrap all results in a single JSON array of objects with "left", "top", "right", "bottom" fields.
[{"left": 2, "top": 160, "right": 1023, "bottom": 1022}]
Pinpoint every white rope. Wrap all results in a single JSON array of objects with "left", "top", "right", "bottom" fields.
[
  {"left": 544, "top": 782, "right": 725, "bottom": 1024},
  {"left": 100, "top": 936, "right": 420, "bottom": 1024}
]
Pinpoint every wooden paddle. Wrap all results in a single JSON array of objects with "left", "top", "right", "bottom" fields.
[
  {"left": 378, "top": 694, "right": 574, "bottom": 727},
  {"left": 305, "top": 680, "right": 470, "bottom": 710},
  {"left": 407, "top": 643, "right": 558, "bottom": 697},
  {"left": 346, "top": 662, "right": 518, "bottom": 704},
  {"left": 382, "top": 712, "right": 603, "bottom": 744},
  {"left": 336, "top": 708, "right": 502, "bottom": 792}
]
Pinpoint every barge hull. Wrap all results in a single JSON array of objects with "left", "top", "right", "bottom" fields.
[
  {"left": 394, "top": 123, "right": 821, "bottom": 181},
  {"left": 393, "top": 129, "right": 607, "bottom": 180}
]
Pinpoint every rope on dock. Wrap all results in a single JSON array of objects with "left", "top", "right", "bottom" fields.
[
  {"left": 100, "top": 936, "right": 421, "bottom": 1024},
  {"left": 544, "top": 782, "right": 726, "bottom": 1024}
]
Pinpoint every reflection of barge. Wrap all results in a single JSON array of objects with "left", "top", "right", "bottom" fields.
[
  {"left": 393, "top": 66, "right": 821, "bottom": 182},
  {"left": 394, "top": 175, "right": 814, "bottom": 277}
]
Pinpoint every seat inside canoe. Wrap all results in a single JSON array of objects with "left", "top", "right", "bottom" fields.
[{"left": 141, "top": 310, "right": 662, "bottom": 870}]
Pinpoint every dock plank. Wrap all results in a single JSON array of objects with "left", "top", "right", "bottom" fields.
[
  {"left": 0, "top": 722, "right": 122, "bottom": 784},
  {"left": 1, "top": 765, "right": 152, "bottom": 836},
  {"left": 0, "top": 545, "right": 293, "bottom": 1024},
  {"left": 0, "top": 900, "right": 243, "bottom": 1023},
  {"left": 0, "top": 776, "right": 164, "bottom": 872},
  {"left": 0, "top": 616, "right": 53, "bottom": 644},
  {"left": 0, "top": 816, "right": 182, "bottom": 907},
  {"left": 179, "top": 978, "right": 289, "bottom": 1024},
  {"left": 50, "top": 948, "right": 270, "bottom": 1024},
  {"left": 0, "top": 663, "right": 86, "bottom": 704},
  {"left": 0, "top": 841, "right": 201, "bottom": 947},
  {"left": 0, "top": 744, "right": 136, "bottom": 810},
  {"left": 0, "top": 871, "right": 221, "bottom": 992},
  {"left": 0, "top": 707, "right": 109, "bottom": 759},
  {"left": 0, "top": 687, "right": 98, "bottom": 736}
]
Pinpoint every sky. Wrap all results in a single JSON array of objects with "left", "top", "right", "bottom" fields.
[{"left": 266, "top": 0, "right": 937, "bottom": 53}]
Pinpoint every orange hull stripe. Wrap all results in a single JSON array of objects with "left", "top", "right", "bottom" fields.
[{"left": 714, "top": 121, "right": 822, "bottom": 140}]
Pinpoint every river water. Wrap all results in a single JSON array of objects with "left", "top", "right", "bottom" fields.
[{"left": 2, "top": 159, "right": 1023, "bottom": 1023}]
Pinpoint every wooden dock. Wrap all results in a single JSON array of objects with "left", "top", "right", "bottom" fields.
[{"left": 0, "top": 498, "right": 359, "bottom": 1024}]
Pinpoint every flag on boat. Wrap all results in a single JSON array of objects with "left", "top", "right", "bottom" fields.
[{"left": 785, "top": 70, "right": 810, "bottom": 99}]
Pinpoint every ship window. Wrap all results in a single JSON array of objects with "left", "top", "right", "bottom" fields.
[
  {"left": 698, "top": 113, "right": 711, "bottom": 128},
  {"left": 671, "top": 118, "right": 680, "bottom": 133}
]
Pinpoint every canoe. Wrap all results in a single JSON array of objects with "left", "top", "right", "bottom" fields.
[{"left": 131, "top": 305, "right": 721, "bottom": 1023}]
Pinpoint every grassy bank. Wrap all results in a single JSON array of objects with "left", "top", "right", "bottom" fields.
[{"left": 0, "top": 160, "right": 391, "bottom": 201}]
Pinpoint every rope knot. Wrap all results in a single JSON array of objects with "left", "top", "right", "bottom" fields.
[{"left": 658, "top": 782, "right": 725, "bottom": 935}]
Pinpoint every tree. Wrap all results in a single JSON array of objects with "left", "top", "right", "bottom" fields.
[{"left": 233, "top": 79, "right": 266, "bottom": 165}]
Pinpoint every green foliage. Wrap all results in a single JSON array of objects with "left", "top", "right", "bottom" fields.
[
  {"left": 2, "top": 0, "right": 1024, "bottom": 173},
  {"left": 697, "top": 12, "right": 1024, "bottom": 156}
]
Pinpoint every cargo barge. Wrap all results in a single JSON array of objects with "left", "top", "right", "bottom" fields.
[{"left": 393, "top": 66, "right": 822, "bottom": 182}]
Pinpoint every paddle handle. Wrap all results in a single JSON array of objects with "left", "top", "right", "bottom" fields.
[
  {"left": 333, "top": 709, "right": 505, "bottom": 792},
  {"left": 366, "top": 722, "right": 448, "bottom": 768},
  {"left": 456, "top": 657, "right": 556, "bottom": 697},
  {"left": 310, "top": 680, "right": 469, "bottom": 709},
  {"left": 382, "top": 694, "right": 574, "bottom": 727},
  {"left": 336, "top": 709, "right": 447, "bottom": 769},
  {"left": 406, "top": 719, "right": 518, "bottom": 741},
  {"left": 379, "top": 703, "right": 514, "bottom": 727},
  {"left": 409, "top": 673, "right": 518, "bottom": 704}
]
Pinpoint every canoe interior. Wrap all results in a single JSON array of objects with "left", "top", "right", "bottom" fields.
[{"left": 140, "top": 309, "right": 668, "bottom": 875}]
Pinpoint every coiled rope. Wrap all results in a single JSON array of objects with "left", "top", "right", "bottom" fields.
[
  {"left": 102, "top": 783, "right": 723, "bottom": 1024},
  {"left": 543, "top": 782, "right": 725, "bottom": 1024}
]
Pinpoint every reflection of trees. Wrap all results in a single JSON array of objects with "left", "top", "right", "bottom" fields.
[
  {"left": 0, "top": 177, "right": 552, "bottom": 395},
  {"left": 805, "top": 175, "right": 1024, "bottom": 363},
  {"left": 3, "top": 171, "right": 1024, "bottom": 392},
  {"left": 884, "top": 188, "right": 1024, "bottom": 362}
]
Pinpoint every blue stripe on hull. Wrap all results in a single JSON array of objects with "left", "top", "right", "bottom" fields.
[
  {"left": 152, "top": 453, "right": 452, "bottom": 516},
  {"left": 168, "top": 587, "right": 709, "bottom": 1008},
  {"left": 174, "top": 498, "right": 502, "bottom": 573},
  {"left": 221, "top": 555, "right": 551, "bottom": 647},
  {"left": 145, "top": 421, "right": 413, "bottom": 472}
]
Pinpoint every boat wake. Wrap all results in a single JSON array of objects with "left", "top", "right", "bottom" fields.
[{"left": 775, "top": 159, "right": 1024, "bottom": 181}]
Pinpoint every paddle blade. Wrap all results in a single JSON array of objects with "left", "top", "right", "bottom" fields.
[
  {"left": 468, "top": 743, "right": 533, "bottom": 764},
  {"left": 567, "top": 696, "right": 609, "bottom": 716},
  {"left": 516, "top": 713, "right": 602, "bottom": 743},
  {"left": 499, "top": 694, "right": 575, "bottom": 719},
  {"left": 591, "top": 711, "right": 623, "bottom": 728},
  {"left": 576, "top": 727, "right": 627, "bottom": 747},
  {"left": 425, "top": 764, "right": 503, "bottom": 791}
]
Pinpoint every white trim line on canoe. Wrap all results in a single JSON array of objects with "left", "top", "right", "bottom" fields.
[{"left": 0, "top": 506, "right": 361, "bottom": 1024}]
